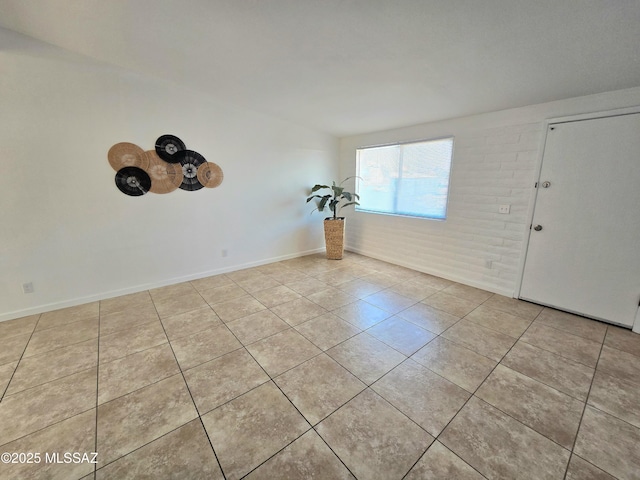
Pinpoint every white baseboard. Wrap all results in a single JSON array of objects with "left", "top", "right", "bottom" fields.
[
  {"left": 0, "top": 247, "right": 325, "bottom": 323},
  {"left": 345, "top": 246, "right": 514, "bottom": 298}
]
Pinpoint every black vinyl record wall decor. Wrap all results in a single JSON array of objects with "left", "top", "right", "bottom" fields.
[
  {"left": 115, "top": 167, "right": 151, "bottom": 196},
  {"left": 107, "top": 135, "right": 224, "bottom": 197}
]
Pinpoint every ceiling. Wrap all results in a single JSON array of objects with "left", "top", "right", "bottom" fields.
[{"left": 1, "top": 0, "right": 640, "bottom": 137}]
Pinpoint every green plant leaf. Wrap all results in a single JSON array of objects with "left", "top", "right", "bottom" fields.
[
  {"left": 310, "top": 184, "right": 330, "bottom": 193},
  {"left": 318, "top": 196, "right": 329, "bottom": 211}
]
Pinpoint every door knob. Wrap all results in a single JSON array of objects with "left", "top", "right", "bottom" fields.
[
  {"left": 541, "top": 181, "right": 551, "bottom": 188},
  {"left": 534, "top": 225, "right": 543, "bottom": 231}
]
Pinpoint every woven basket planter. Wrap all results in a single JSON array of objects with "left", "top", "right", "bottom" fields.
[{"left": 324, "top": 218, "right": 345, "bottom": 260}]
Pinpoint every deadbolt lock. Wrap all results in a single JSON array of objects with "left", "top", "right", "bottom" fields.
[
  {"left": 541, "top": 181, "right": 551, "bottom": 188},
  {"left": 534, "top": 225, "right": 543, "bottom": 231}
]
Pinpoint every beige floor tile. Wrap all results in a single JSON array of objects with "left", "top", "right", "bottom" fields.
[
  {"left": 476, "top": 364, "right": 584, "bottom": 449},
  {"left": 200, "top": 284, "right": 248, "bottom": 305},
  {"left": 520, "top": 322, "right": 602, "bottom": 367},
  {"left": 100, "top": 291, "right": 153, "bottom": 315},
  {"left": 250, "top": 285, "right": 301, "bottom": 308},
  {"left": 411, "top": 336, "right": 497, "bottom": 392},
  {"left": 24, "top": 318, "right": 99, "bottom": 358},
  {"left": 246, "top": 329, "right": 322, "bottom": 377},
  {"left": 360, "top": 272, "right": 402, "bottom": 289},
  {"left": 409, "top": 273, "right": 454, "bottom": 290},
  {"left": 331, "top": 300, "right": 392, "bottom": 329},
  {"left": 185, "top": 349, "right": 269, "bottom": 414},
  {"left": 366, "top": 316, "right": 436, "bottom": 356},
  {"left": 0, "top": 314, "right": 38, "bottom": 339},
  {"left": 465, "top": 304, "right": 532, "bottom": 338},
  {"left": 0, "top": 409, "right": 96, "bottom": 480},
  {"left": 327, "top": 333, "right": 406, "bottom": 385},
  {"left": 284, "top": 277, "right": 329, "bottom": 296},
  {"left": 160, "top": 306, "right": 222, "bottom": 341},
  {"left": 36, "top": 302, "right": 99, "bottom": 331},
  {"left": 98, "top": 320, "right": 167, "bottom": 364},
  {"left": 441, "top": 320, "right": 515, "bottom": 361},
  {"left": 307, "top": 287, "right": 357, "bottom": 310},
  {"left": 0, "top": 367, "right": 97, "bottom": 446},
  {"left": 566, "top": 454, "right": 616, "bottom": 480},
  {"left": 274, "top": 354, "right": 366, "bottom": 425},
  {"left": 269, "top": 297, "right": 327, "bottom": 326},
  {"left": 386, "top": 282, "right": 439, "bottom": 301},
  {"left": 313, "top": 269, "right": 358, "bottom": 285},
  {"left": 245, "top": 429, "right": 354, "bottom": 480},
  {"left": 98, "top": 343, "right": 180, "bottom": 404},
  {"left": 574, "top": 406, "right": 640, "bottom": 480},
  {"left": 0, "top": 362, "right": 17, "bottom": 395},
  {"left": 226, "top": 310, "right": 290, "bottom": 345},
  {"left": 442, "top": 283, "right": 493, "bottom": 304},
  {"left": 96, "top": 419, "right": 223, "bottom": 480},
  {"left": 171, "top": 324, "right": 242, "bottom": 370},
  {"left": 317, "top": 388, "right": 433, "bottom": 480},
  {"left": 149, "top": 282, "right": 197, "bottom": 301},
  {"left": 372, "top": 359, "right": 470, "bottom": 436},
  {"left": 422, "top": 292, "right": 480, "bottom": 317},
  {"left": 99, "top": 303, "right": 159, "bottom": 336},
  {"left": 294, "top": 313, "right": 361, "bottom": 351},
  {"left": 97, "top": 374, "right": 198, "bottom": 466},
  {"left": 501, "top": 340, "right": 594, "bottom": 401},
  {"left": 604, "top": 325, "right": 640, "bottom": 357},
  {"left": 152, "top": 291, "right": 209, "bottom": 318},
  {"left": 536, "top": 307, "right": 607, "bottom": 343},
  {"left": 211, "top": 295, "right": 266, "bottom": 322},
  {"left": 264, "top": 268, "right": 310, "bottom": 284},
  {"left": 6, "top": 339, "right": 98, "bottom": 396},
  {"left": 588, "top": 370, "right": 640, "bottom": 428},
  {"left": 235, "top": 275, "right": 282, "bottom": 293},
  {"left": 0, "top": 333, "right": 31, "bottom": 366},
  {"left": 338, "top": 279, "right": 385, "bottom": 299},
  {"left": 440, "top": 397, "right": 570, "bottom": 480},
  {"left": 190, "top": 273, "right": 233, "bottom": 292},
  {"left": 597, "top": 344, "right": 640, "bottom": 384},
  {"left": 396, "top": 303, "right": 459, "bottom": 334},
  {"left": 482, "top": 294, "right": 543, "bottom": 320},
  {"left": 405, "top": 441, "right": 485, "bottom": 480},
  {"left": 226, "top": 267, "right": 265, "bottom": 283},
  {"left": 201, "top": 381, "right": 309, "bottom": 480},
  {"left": 363, "top": 290, "right": 416, "bottom": 314}
]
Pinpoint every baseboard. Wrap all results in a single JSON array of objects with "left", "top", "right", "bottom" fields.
[
  {"left": 345, "top": 246, "right": 514, "bottom": 298},
  {"left": 0, "top": 247, "right": 325, "bottom": 323}
]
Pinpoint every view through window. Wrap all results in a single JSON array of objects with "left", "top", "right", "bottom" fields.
[{"left": 355, "top": 137, "right": 454, "bottom": 219}]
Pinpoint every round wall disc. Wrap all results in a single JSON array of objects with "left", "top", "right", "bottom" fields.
[
  {"left": 143, "top": 150, "right": 183, "bottom": 194},
  {"left": 155, "top": 135, "right": 186, "bottom": 163},
  {"left": 108, "top": 142, "right": 147, "bottom": 171},
  {"left": 176, "top": 150, "right": 206, "bottom": 191},
  {"left": 197, "top": 161, "right": 224, "bottom": 188},
  {"left": 115, "top": 167, "right": 151, "bottom": 196}
]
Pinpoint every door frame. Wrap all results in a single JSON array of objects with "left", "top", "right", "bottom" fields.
[{"left": 515, "top": 105, "right": 640, "bottom": 333}]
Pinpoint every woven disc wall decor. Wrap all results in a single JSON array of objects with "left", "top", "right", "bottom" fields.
[
  {"left": 115, "top": 167, "right": 151, "bottom": 196},
  {"left": 155, "top": 135, "right": 186, "bottom": 163},
  {"left": 108, "top": 135, "right": 223, "bottom": 196},
  {"left": 143, "top": 150, "right": 183, "bottom": 194},
  {"left": 197, "top": 162, "right": 224, "bottom": 188},
  {"left": 108, "top": 142, "right": 147, "bottom": 171},
  {"left": 176, "top": 150, "right": 206, "bottom": 191}
]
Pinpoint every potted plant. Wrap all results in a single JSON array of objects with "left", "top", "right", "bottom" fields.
[{"left": 306, "top": 177, "right": 360, "bottom": 260}]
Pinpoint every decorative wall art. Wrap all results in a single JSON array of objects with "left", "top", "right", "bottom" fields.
[{"left": 107, "top": 135, "right": 224, "bottom": 196}]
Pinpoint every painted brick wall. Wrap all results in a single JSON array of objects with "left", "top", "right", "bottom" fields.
[{"left": 340, "top": 88, "right": 640, "bottom": 297}]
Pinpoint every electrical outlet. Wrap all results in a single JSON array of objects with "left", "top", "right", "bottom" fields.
[
  {"left": 499, "top": 205, "right": 510, "bottom": 214},
  {"left": 221, "top": 249, "right": 228, "bottom": 257},
  {"left": 22, "top": 282, "right": 34, "bottom": 294}
]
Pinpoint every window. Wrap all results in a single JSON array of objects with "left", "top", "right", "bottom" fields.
[{"left": 355, "top": 137, "right": 454, "bottom": 219}]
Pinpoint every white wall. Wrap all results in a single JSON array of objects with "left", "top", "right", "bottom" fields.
[
  {"left": 0, "top": 28, "right": 338, "bottom": 321},
  {"left": 340, "top": 87, "right": 640, "bottom": 297}
]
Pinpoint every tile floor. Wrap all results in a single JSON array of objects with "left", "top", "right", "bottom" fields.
[{"left": 1, "top": 252, "right": 639, "bottom": 479}]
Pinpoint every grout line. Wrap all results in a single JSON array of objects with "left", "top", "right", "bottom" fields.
[{"left": 0, "top": 313, "right": 43, "bottom": 402}]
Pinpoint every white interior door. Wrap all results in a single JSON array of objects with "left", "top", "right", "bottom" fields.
[{"left": 520, "top": 112, "right": 640, "bottom": 328}]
